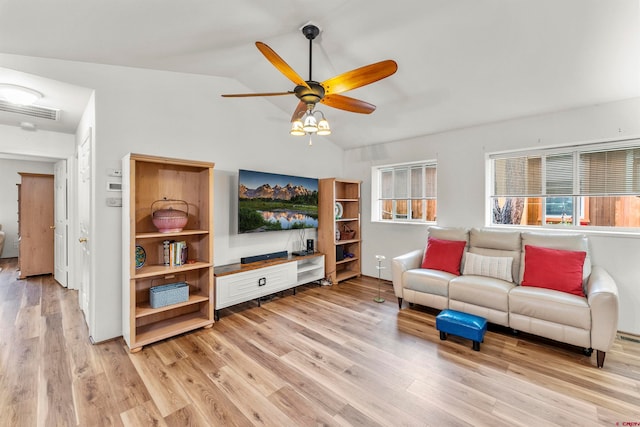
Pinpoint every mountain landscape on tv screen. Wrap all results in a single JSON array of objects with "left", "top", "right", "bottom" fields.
[
  {"left": 239, "top": 182, "right": 315, "bottom": 201},
  {"left": 238, "top": 170, "right": 319, "bottom": 233}
]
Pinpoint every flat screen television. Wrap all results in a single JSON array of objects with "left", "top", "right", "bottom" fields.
[{"left": 238, "top": 169, "right": 319, "bottom": 234}]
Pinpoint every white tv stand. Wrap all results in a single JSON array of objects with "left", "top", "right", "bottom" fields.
[{"left": 214, "top": 253, "right": 324, "bottom": 320}]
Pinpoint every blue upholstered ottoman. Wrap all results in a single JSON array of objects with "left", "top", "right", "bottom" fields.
[{"left": 436, "top": 309, "right": 487, "bottom": 351}]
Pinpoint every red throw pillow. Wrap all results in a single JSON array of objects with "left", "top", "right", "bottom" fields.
[
  {"left": 521, "top": 245, "right": 587, "bottom": 297},
  {"left": 421, "top": 237, "right": 466, "bottom": 275}
]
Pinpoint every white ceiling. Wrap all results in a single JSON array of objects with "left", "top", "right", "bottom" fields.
[{"left": 0, "top": 0, "right": 638, "bottom": 149}]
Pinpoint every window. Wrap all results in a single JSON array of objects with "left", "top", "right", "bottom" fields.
[
  {"left": 372, "top": 161, "right": 437, "bottom": 223},
  {"left": 489, "top": 139, "right": 640, "bottom": 229}
]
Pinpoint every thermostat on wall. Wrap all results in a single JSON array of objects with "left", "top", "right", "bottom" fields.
[{"left": 107, "top": 182, "right": 122, "bottom": 191}]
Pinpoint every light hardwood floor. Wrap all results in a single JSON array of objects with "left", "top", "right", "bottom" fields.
[{"left": 1, "top": 257, "right": 639, "bottom": 426}]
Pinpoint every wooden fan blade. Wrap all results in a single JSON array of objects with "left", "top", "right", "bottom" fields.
[
  {"left": 322, "top": 60, "right": 398, "bottom": 95},
  {"left": 321, "top": 94, "right": 376, "bottom": 114},
  {"left": 290, "top": 101, "right": 309, "bottom": 122},
  {"left": 221, "top": 91, "right": 294, "bottom": 98},
  {"left": 256, "top": 42, "right": 310, "bottom": 89}
]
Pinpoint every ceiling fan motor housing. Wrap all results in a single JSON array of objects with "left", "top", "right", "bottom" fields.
[{"left": 294, "top": 81, "right": 325, "bottom": 105}]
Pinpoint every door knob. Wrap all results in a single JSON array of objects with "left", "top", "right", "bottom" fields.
[
  {"left": 50, "top": 225, "right": 55, "bottom": 229},
  {"left": 78, "top": 237, "right": 87, "bottom": 243}
]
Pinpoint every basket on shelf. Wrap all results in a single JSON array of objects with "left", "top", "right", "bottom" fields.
[
  {"left": 151, "top": 198, "right": 189, "bottom": 233},
  {"left": 150, "top": 282, "right": 189, "bottom": 308},
  {"left": 340, "top": 224, "right": 356, "bottom": 240}
]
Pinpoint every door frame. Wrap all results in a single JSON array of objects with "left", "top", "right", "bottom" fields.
[{"left": 54, "top": 160, "right": 68, "bottom": 287}]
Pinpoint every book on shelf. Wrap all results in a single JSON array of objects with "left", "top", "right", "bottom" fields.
[{"left": 165, "top": 240, "right": 188, "bottom": 267}]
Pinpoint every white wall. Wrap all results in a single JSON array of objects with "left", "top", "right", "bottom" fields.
[
  {"left": 0, "top": 124, "right": 74, "bottom": 258},
  {"left": 0, "top": 53, "right": 344, "bottom": 342},
  {"left": 345, "top": 97, "right": 640, "bottom": 335},
  {"left": 0, "top": 123, "right": 75, "bottom": 159}
]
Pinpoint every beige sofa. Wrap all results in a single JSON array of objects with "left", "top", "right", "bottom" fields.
[{"left": 392, "top": 226, "right": 619, "bottom": 368}]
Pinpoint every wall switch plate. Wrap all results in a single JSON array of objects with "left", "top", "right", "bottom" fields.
[
  {"left": 106, "top": 197, "right": 122, "bottom": 207},
  {"left": 107, "top": 168, "right": 122, "bottom": 177}
]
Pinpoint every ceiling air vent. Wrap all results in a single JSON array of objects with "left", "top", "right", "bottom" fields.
[{"left": 0, "top": 100, "right": 60, "bottom": 121}]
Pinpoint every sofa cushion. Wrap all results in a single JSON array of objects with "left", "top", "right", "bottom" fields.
[
  {"left": 519, "top": 232, "right": 590, "bottom": 284},
  {"left": 470, "top": 228, "right": 522, "bottom": 283},
  {"left": 421, "top": 237, "right": 466, "bottom": 275},
  {"left": 462, "top": 252, "right": 513, "bottom": 282},
  {"left": 522, "top": 245, "right": 587, "bottom": 297},
  {"left": 403, "top": 268, "right": 453, "bottom": 297},
  {"left": 427, "top": 226, "right": 470, "bottom": 244},
  {"left": 470, "top": 228, "right": 520, "bottom": 251},
  {"left": 450, "top": 275, "right": 514, "bottom": 312},
  {"left": 509, "top": 286, "right": 591, "bottom": 330}
]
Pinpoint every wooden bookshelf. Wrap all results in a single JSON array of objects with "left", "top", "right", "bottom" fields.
[
  {"left": 122, "top": 153, "right": 214, "bottom": 352},
  {"left": 318, "top": 178, "right": 362, "bottom": 284}
]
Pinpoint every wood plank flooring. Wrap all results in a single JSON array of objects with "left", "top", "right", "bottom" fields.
[{"left": 1, "top": 256, "right": 639, "bottom": 426}]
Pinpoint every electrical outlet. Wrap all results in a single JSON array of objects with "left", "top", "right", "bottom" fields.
[{"left": 107, "top": 168, "right": 122, "bottom": 177}]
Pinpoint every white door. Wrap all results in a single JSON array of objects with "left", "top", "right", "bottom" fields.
[
  {"left": 54, "top": 160, "right": 68, "bottom": 287},
  {"left": 78, "top": 131, "right": 92, "bottom": 319}
]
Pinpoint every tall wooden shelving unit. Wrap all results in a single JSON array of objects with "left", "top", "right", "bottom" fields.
[
  {"left": 318, "top": 178, "right": 361, "bottom": 284},
  {"left": 122, "top": 153, "right": 214, "bottom": 352}
]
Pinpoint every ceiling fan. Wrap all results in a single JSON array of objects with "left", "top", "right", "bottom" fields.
[{"left": 221, "top": 24, "right": 398, "bottom": 124}]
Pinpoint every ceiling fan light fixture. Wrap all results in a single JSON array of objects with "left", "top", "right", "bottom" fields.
[
  {"left": 302, "top": 114, "right": 318, "bottom": 133},
  {"left": 290, "top": 119, "right": 305, "bottom": 136},
  {"left": 318, "top": 116, "right": 331, "bottom": 136},
  {"left": 317, "top": 118, "right": 331, "bottom": 135},
  {"left": 0, "top": 83, "right": 43, "bottom": 105}
]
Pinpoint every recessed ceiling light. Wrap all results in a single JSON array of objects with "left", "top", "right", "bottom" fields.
[{"left": 0, "top": 83, "right": 43, "bottom": 105}]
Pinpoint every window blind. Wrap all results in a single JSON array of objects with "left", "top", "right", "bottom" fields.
[
  {"left": 492, "top": 142, "right": 640, "bottom": 198},
  {"left": 579, "top": 148, "right": 640, "bottom": 196},
  {"left": 492, "top": 156, "right": 542, "bottom": 196}
]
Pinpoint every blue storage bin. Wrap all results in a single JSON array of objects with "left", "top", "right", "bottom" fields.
[{"left": 150, "top": 282, "right": 189, "bottom": 308}]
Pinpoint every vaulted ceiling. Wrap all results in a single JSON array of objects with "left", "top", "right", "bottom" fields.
[{"left": 0, "top": 0, "right": 638, "bottom": 149}]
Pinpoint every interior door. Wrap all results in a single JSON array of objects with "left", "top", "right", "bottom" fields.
[
  {"left": 78, "top": 131, "right": 92, "bottom": 319},
  {"left": 18, "top": 173, "right": 55, "bottom": 278},
  {"left": 54, "top": 160, "right": 68, "bottom": 287}
]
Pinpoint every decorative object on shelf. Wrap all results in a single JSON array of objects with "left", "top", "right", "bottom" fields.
[
  {"left": 335, "top": 202, "right": 343, "bottom": 219},
  {"left": 149, "top": 282, "right": 189, "bottom": 308},
  {"left": 151, "top": 198, "right": 188, "bottom": 233},
  {"left": 335, "top": 228, "right": 341, "bottom": 241},
  {"left": 135, "top": 245, "right": 146, "bottom": 269},
  {"left": 374, "top": 255, "right": 386, "bottom": 303},
  {"left": 341, "top": 224, "right": 355, "bottom": 240}
]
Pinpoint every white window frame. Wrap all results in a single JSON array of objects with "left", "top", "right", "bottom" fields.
[
  {"left": 487, "top": 137, "right": 640, "bottom": 231},
  {"left": 371, "top": 160, "right": 437, "bottom": 224}
]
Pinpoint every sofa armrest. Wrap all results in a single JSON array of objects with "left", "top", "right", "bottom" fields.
[
  {"left": 587, "top": 265, "right": 619, "bottom": 352},
  {"left": 391, "top": 249, "right": 423, "bottom": 298}
]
